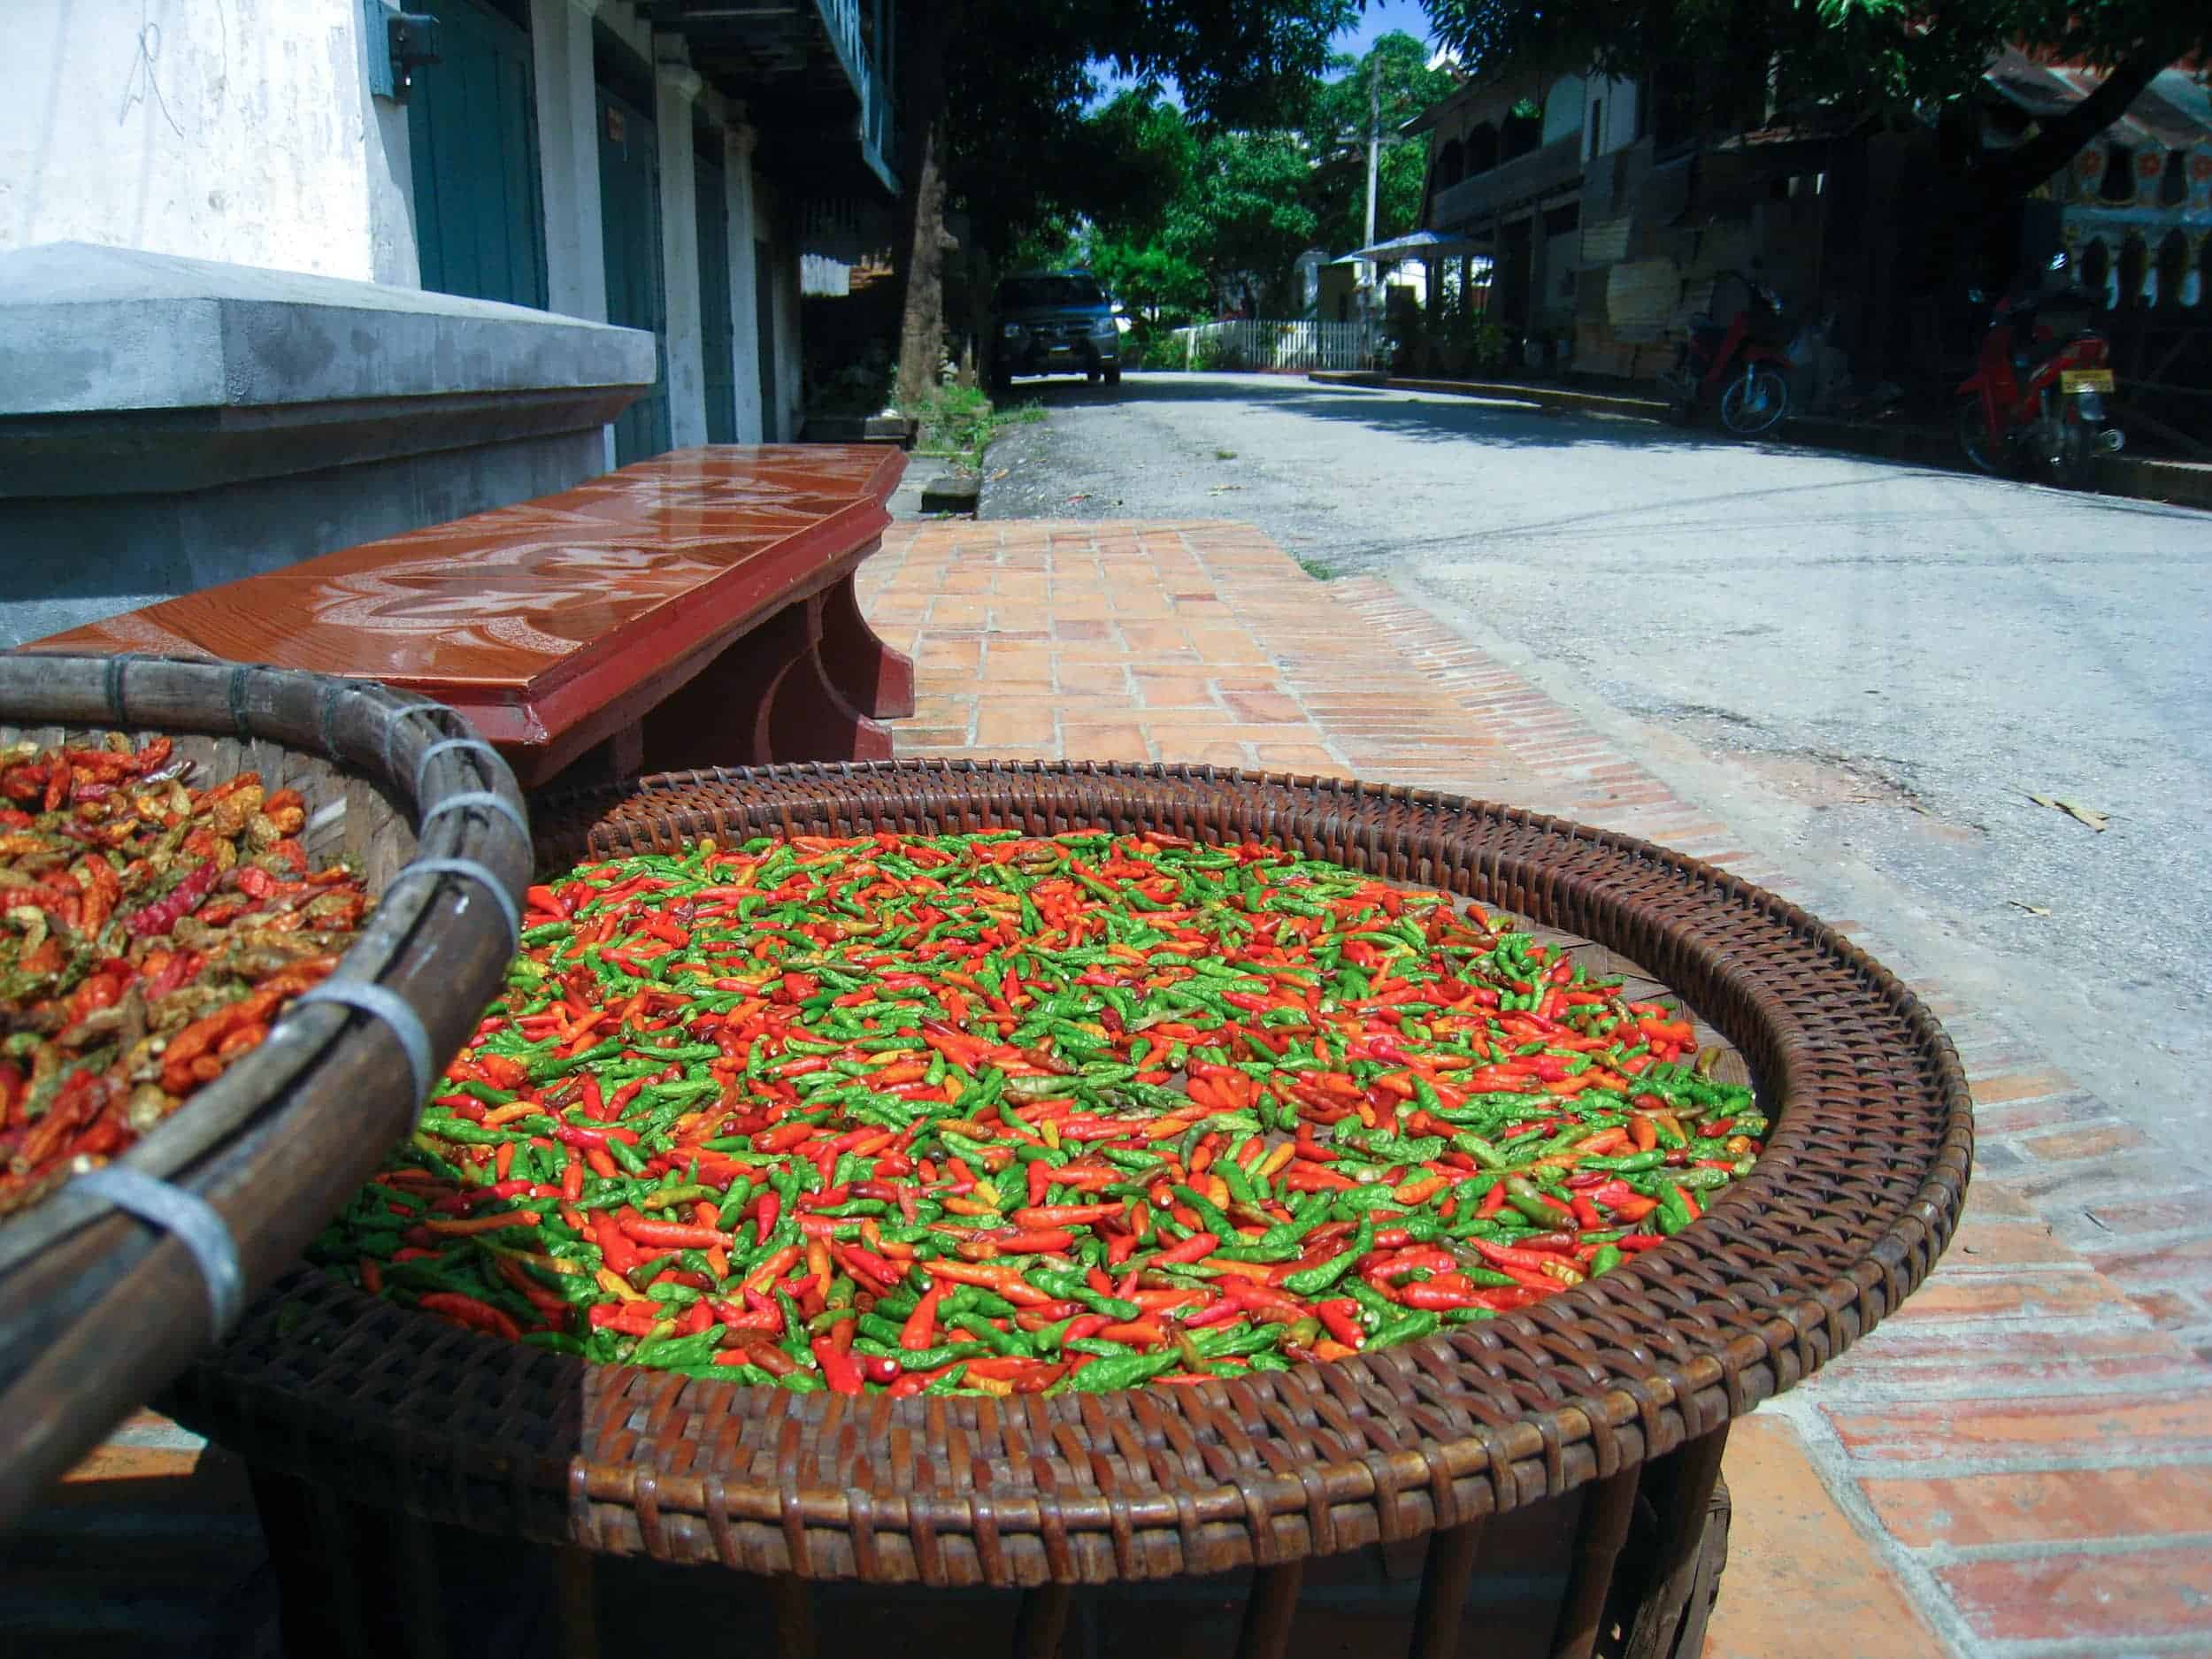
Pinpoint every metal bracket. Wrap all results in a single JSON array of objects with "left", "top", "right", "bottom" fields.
[{"left": 363, "top": 1, "right": 439, "bottom": 103}]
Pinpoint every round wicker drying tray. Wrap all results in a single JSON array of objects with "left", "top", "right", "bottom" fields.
[
  {"left": 168, "top": 761, "right": 1970, "bottom": 1592},
  {"left": 0, "top": 653, "right": 531, "bottom": 1526}
]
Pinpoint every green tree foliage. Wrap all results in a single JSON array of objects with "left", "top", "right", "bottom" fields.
[
  {"left": 897, "top": 0, "right": 1361, "bottom": 394},
  {"left": 1302, "top": 31, "right": 1459, "bottom": 254},
  {"left": 1417, "top": 0, "right": 2208, "bottom": 207},
  {"left": 1064, "top": 35, "right": 1459, "bottom": 325},
  {"left": 1181, "top": 131, "right": 1324, "bottom": 311}
]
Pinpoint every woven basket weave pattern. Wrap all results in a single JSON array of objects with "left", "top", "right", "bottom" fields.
[{"left": 172, "top": 761, "right": 1970, "bottom": 1589}]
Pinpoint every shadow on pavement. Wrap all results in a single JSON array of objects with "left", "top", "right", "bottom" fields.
[
  {"left": 998, "top": 373, "right": 2201, "bottom": 526},
  {"left": 1003, "top": 371, "right": 1786, "bottom": 458}
]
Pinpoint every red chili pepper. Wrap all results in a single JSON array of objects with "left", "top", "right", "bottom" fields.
[
  {"left": 120, "top": 859, "right": 219, "bottom": 937},
  {"left": 811, "top": 1335, "right": 863, "bottom": 1394}
]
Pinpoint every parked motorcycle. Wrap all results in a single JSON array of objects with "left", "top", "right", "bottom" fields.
[
  {"left": 1660, "top": 269, "right": 1793, "bottom": 436},
  {"left": 1955, "top": 271, "right": 2124, "bottom": 488}
]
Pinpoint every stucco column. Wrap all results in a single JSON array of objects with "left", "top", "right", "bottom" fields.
[
  {"left": 723, "top": 122, "right": 765, "bottom": 444},
  {"left": 531, "top": 0, "right": 609, "bottom": 323},
  {"left": 656, "top": 59, "right": 708, "bottom": 450}
]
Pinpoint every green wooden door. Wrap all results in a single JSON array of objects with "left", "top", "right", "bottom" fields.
[
  {"left": 408, "top": 0, "right": 548, "bottom": 310},
  {"left": 598, "top": 87, "right": 671, "bottom": 463},
  {"left": 695, "top": 153, "right": 738, "bottom": 445}
]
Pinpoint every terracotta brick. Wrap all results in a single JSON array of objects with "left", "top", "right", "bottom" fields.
[
  {"left": 930, "top": 597, "right": 993, "bottom": 628},
  {"left": 1825, "top": 1389, "right": 2212, "bottom": 1463},
  {"left": 1970, "top": 1071, "right": 2072, "bottom": 1104},
  {"left": 979, "top": 650, "right": 1055, "bottom": 687},
  {"left": 1132, "top": 671, "right": 1219, "bottom": 708},
  {"left": 1864, "top": 1465, "right": 2212, "bottom": 1548},
  {"left": 1061, "top": 723, "right": 1154, "bottom": 763},
  {"left": 917, "top": 639, "right": 981, "bottom": 675},
  {"left": 1160, "top": 726, "right": 1326, "bottom": 752},
  {"left": 1118, "top": 621, "right": 1196, "bottom": 652},
  {"left": 1832, "top": 1322, "right": 2194, "bottom": 1392},
  {"left": 974, "top": 705, "right": 1056, "bottom": 746},
  {"left": 1887, "top": 1268, "right": 2133, "bottom": 1324},
  {"left": 1054, "top": 662, "right": 1130, "bottom": 696},
  {"left": 2133, "top": 1289, "right": 2208, "bottom": 1328},
  {"left": 2017, "top": 1121, "right": 2152, "bottom": 1162},
  {"left": 1049, "top": 638, "right": 1138, "bottom": 663},
  {"left": 1704, "top": 1415, "right": 1949, "bottom": 1659},
  {"left": 1939, "top": 1547, "right": 2212, "bottom": 1644},
  {"left": 2085, "top": 1194, "right": 2212, "bottom": 1236},
  {"left": 1220, "top": 688, "right": 1307, "bottom": 724},
  {"left": 1251, "top": 743, "right": 1345, "bottom": 771},
  {"left": 1972, "top": 1087, "right": 2126, "bottom": 1135},
  {"left": 1187, "top": 626, "right": 1271, "bottom": 663},
  {"left": 1945, "top": 1214, "right": 2079, "bottom": 1266},
  {"left": 2086, "top": 1232, "right": 2212, "bottom": 1288}
]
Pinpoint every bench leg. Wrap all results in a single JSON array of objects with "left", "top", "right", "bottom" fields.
[
  {"left": 816, "top": 574, "right": 915, "bottom": 720},
  {"left": 641, "top": 595, "right": 896, "bottom": 775}
]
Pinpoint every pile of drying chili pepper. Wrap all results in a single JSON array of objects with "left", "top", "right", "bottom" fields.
[
  {"left": 316, "top": 831, "right": 1764, "bottom": 1396},
  {"left": 1, "top": 733, "right": 369, "bottom": 1217}
]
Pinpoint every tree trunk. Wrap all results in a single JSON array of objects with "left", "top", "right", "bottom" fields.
[
  {"left": 893, "top": 6, "right": 954, "bottom": 409},
  {"left": 1970, "top": 46, "right": 2171, "bottom": 211}
]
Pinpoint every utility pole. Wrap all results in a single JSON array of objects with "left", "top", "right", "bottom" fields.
[{"left": 1363, "top": 55, "right": 1381, "bottom": 300}]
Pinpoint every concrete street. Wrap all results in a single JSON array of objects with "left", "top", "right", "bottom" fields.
[{"left": 983, "top": 371, "right": 2212, "bottom": 1171}]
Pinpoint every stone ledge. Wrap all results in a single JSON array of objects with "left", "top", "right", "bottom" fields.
[{"left": 0, "top": 242, "right": 656, "bottom": 495}]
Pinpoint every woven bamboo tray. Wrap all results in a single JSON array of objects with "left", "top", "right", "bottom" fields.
[
  {"left": 166, "top": 760, "right": 1970, "bottom": 1610},
  {"left": 0, "top": 654, "right": 532, "bottom": 1525}
]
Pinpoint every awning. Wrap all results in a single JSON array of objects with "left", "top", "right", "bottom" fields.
[{"left": 1333, "top": 229, "right": 1489, "bottom": 263}]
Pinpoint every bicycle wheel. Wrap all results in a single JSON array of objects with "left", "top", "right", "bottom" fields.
[{"left": 1718, "top": 366, "right": 1789, "bottom": 436}]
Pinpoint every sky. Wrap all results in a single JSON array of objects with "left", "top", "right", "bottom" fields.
[
  {"left": 1089, "top": 0, "right": 1440, "bottom": 109},
  {"left": 1337, "top": 0, "right": 1437, "bottom": 59}
]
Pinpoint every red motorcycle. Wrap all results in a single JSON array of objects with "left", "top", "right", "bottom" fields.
[
  {"left": 1661, "top": 269, "right": 1793, "bottom": 436},
  {"left": 1955, "top": 280, "right": 2123, "bottom": 488}
]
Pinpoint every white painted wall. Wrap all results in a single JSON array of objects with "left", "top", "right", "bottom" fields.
[
  {"left": 656, "top": 64, "right": 709, "bottom": 449},
  {"left": 0, "top": 0, "right": 839, "bottom": 461},
  {"left": 531, "top": 0, "right": 610, "bottom": 322},
  {"left": 0, "top": 0, "right": 411, "bottom": 283},
  {"left": 1584, "top": 78, "right": 1640, "bottom": 159},
  {"left": 1542, "top": 76, "right": 1587, "bottom": 147},
  {"left": 724, "top": 125, "right": 765, "bottom": 443}
]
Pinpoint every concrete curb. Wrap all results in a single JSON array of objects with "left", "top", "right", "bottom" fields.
[{"left": 1308, "top": 368, "right": 2212, "bottom": 509}]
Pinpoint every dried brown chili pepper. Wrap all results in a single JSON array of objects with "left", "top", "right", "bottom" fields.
[{"left": 0, "top": 735, "right": 369, "bottom": 1218}]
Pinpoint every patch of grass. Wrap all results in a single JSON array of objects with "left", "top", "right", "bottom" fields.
[
  {"left": 906, "top": 384, "right": 1044, "bottom": 472},
  {"left": 1215, "top": 449, "right": 1238, "bottom": 461},
  {"left": 1295, "top": 556, "right": 1340, "bottom": 581}
]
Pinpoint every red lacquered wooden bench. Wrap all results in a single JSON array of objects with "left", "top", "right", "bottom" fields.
[{"left": 25, "top": 446, "right": 915, "bottom": 791}]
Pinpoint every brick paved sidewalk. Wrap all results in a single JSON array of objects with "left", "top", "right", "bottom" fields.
[{"left": 858, "top": 518, "right": 2212, "bottom": 1659}]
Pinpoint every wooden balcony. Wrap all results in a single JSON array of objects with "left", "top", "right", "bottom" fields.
[
  {"left": 641, "top": 0, "right": 897, "bottom": 194},
  {"left": 1431, "top": 134, "right": 1585, "bottom": 229}
]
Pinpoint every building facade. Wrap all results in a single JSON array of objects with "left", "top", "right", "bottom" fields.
[
  {"left": 0, "top": 0, "right": 900, "bottom": 643},
  {"left": 1412, "top": 48, "right": 2211, "bottom": 402}
]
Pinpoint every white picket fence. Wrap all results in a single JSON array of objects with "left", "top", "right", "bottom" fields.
[{"left": 1170, "top": 319, "right": 1380, "bottom": 373}]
